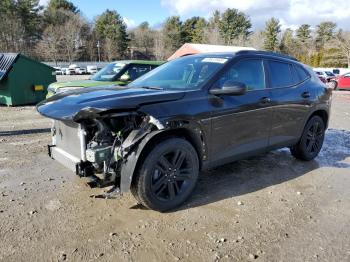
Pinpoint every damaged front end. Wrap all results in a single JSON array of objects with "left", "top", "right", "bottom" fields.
[
  {"left": 37, "top": 86, "right": 187, "bottom": 195},
  {"left": 48, "top": 111, "right": 165, "bottom": 193}
]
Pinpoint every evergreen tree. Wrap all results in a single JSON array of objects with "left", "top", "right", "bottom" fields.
[
  {"left": 263, "top": 18, "right": 281, "bottom": 51},
  {"left": 280, "top": 28, "right": 296, "bottom": 55},
  {"left": 95, "top": 9, "right": 129, "bottom": 60},
  {"left": 315, "top": 21, "right": 337, "bottom": 49},
  {"left": 182, "top": 17, "right": 207, "bottom": 43},
  {"left": 163, "top": 16, "right": 183, "bottom": 54},
  {"left": 44, "top": 0, "right": 79, "bottom": 25},
  {"left": 47, "top": 0, "right": 78, "bottom": 14},
  {"left": 296, "top": 24, "right": 311, "bottom": 43},
  {"left": 218, "top": 8, "right": 252, "bottom": 44}
]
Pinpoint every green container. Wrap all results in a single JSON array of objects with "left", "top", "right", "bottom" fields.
[{"left": 0, "top": 53, "right": 56, "bottom": 106}]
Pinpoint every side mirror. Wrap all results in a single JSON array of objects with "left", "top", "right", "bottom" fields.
[
  {"left": 210, "top": 81, "right": 247, "bottom": 96},
  {"left": 120, "top": 74, "right": 130, "bottom": 81}
]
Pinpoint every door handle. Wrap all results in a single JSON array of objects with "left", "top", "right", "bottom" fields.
[
  {"left": 260, "top": 97, "right": 271, "bottom": 104},
  {"left": 301, "top": 91, "right": 310, "bottom": 98}
]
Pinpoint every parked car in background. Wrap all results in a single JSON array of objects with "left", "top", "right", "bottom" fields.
[
  {"left": 46, "top": 60, "right": 164, "bottom": 97},
  {"left": 53, "top": 67, "right": 63, "bottom": 75},
  {"left": 314, "top": 70, "right": 337, "bottom": 89},
  {"left": 335, "top": 72, "right": 350, "bottom": 90},
  {"left": 87, "top": 65, "right": 98, "bottom": 74},
  {"left": 314, "top": 70, "right": 336, "bottom": 81},
  {"left": 66, "top": 68, "right": 76, "bottom": 75},
  {"left": 332, "top": 69, "right": 340, "bottom": 75},
  {"left": 317, "top": 75, "right": 327, "bottom": 84},
  {"left": 61, "top": 68, "right": 69, "bottom": 75},
  {"left": 75, "top": 67, "right": 87, "bottom": 75},
  {"left": 38, "top": 51, "right": 331, "bottom": 211}
]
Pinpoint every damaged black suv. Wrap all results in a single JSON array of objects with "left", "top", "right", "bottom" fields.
[{"left": 37, "top": 51, "right": 331, "bottom": 211}]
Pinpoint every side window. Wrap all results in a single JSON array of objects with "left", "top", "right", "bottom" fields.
[
  {"left": 126, "top": 65, "right": 151, "bottom": 80},
  {"left": 294, "top": 65, "right": 310, "bottom": 82},
  {"left": 150, "top": 65, "right": 159, "bottom": 70},
  {"left": 213, "top": 59, "right": 265, "bottom": 91},
  {"left": 268, "top": 60, "right": 295, "bottom": 88}
]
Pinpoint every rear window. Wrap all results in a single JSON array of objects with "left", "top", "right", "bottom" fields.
[
  {"left": 268, "top": 60, "right": 295, "bottom": 88},
  {"left": 294, "top": 65, "right": 310, "bottom": 82}
]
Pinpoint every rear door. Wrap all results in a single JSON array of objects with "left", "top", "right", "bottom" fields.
[
  {"left": 267, "top": 60, "right": 313, "bottom": 147},
  {"left": 209, "top": 58, "right": 273, "bottom": 164}
]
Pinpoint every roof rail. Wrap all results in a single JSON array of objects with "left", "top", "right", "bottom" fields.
[{"left": 235, "top": 50, "right": 298, "bottom": 61}]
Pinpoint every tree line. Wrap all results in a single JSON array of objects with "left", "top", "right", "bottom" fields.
[{"left": 1, "top": 0, "right": 349, "bottom": 67}]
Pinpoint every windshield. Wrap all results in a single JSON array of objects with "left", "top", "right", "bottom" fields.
[
  {"left": 129, "top": 56, "right": 229, "bottom": 90},
  {"left": 325, "top": 71, "right": 335, "bottom": 76},
  {"left": 91, "top": 62, "right": 126, "bottom": 81}
]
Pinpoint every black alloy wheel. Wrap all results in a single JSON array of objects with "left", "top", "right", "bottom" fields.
[
  {"left": 151, "top": 149, "right": 194, "bottom": 201},
  {"left": 290, "top": 115, "right": 325, "bottom": 161},
  {"left": 131, "top": 138, "right": 199, "bottom": 211}
]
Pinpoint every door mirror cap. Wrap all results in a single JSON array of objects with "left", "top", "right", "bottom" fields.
[{"left": 210, "top": 81, "right": 247, "bottom": 96}]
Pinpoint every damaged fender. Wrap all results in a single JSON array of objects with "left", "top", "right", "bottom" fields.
[
  {"left": 119, "top": 130, "right": 163, "bottom": 193},
  {"left": 118, "top": 117, "right": 208, "bottom": 193}
]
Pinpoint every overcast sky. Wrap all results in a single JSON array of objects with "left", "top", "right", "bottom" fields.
[{"left": 39, "top": 0, "right": 350, "bottom": 30}]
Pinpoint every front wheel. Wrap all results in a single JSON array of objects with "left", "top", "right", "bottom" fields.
[
  {"left": 290, "top": 115, "right": 325, "bottom": 161},
  {"left": 131, "top": 138, "right": 199, "bottom": 211}
]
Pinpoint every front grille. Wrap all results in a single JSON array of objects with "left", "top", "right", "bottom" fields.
[{"left": 54, "top": 120, "right": 82, "bottom": 159}]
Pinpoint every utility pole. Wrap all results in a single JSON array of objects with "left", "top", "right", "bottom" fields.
[{"left": 97, "top": 41, "right": 101, "bottom": 62}]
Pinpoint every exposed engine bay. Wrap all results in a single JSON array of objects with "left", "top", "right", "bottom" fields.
[{"left": 49, "top": 112, "right": 165, "bottom": 194}]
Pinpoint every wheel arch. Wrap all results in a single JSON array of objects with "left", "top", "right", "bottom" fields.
[
  {"left": 120, "top": 127, "right": 206, "bottom": 193},
  {"left": 308, "top": 109, "right": 329, "bottom": 128}
]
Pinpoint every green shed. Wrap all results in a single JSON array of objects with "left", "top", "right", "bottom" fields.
[{"left": 0, "top": 53, "right": 56, "bottom": 106}]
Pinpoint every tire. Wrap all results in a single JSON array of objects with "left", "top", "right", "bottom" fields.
[
  {"left": 131, "top": 138, "right": 199, "bottom": 212},
  {"left": 329, "top": 80, "right": 337, "bottom": 90},
  {"left": 290, "top": 115, "right": 325, "bottom": 161}
]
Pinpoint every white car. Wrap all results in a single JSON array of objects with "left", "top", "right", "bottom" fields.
[
  {"left": 53, "top": 67, "right": 63, "bottom": 75},
  {"left": 63, "top": 68, "right": 76, "bottom": 75},
  {"left": 75, "top": 67, "right": 87, "bottom": 75},
  {"left": 87, "top": 65, "right": 98, "bottom": 75}
]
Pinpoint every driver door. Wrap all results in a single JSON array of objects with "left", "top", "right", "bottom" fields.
[{"left": 209, "top": 59, "right": 273, "bottom": 164}]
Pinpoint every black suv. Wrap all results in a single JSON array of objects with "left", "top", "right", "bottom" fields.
[{"left": 37, "top": 51, "right": 331, "bottom": 211}]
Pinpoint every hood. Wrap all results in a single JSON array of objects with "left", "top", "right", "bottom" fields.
[
  {"left": 37, "top": 86, "right": 185, "bottom": 121},
  {"left": 49, "top": 79, "right": 124, "bottom": 90}
]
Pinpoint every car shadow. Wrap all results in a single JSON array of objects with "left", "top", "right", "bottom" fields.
[
  {"left": 0, "top": 128, "right": 51, "bottom": 137},
  {"left": 175, "top": 128, "right": 350, "bottom": 211}
]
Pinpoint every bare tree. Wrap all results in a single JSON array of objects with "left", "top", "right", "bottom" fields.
[
  {"left": 153, "top": 30, "right": 166, "bottom": 60},
  {"left": 245, "top": 31, "right": 264, "bottom": 50},
  {"left": 36, "top": 10, "right": 86, "bottom": 63},
  {"left": 203, "top": 26, "right": 225, "bottom": 45},
  {"left": 61, "top": 12, "right": 85, "bottom": 62},
  {"left": 36, "top": 25, "right": 64, "bottom": 63},
  {"left": 0, "top": 16, "right": 25, "bottom": 53},
  {"left": 335, "top": 31, "right": 350, "bottom": 68},
  {"left": 130, "top": 22, "right": 154, "bottom": 57}
]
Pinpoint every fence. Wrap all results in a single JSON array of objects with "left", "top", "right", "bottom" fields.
[{"left": 43, "top": 61, "right": 110, "bottom": 69}]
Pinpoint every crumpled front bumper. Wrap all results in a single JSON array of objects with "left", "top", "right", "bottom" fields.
[{"left": 48, "top": 145, "right": 80, "bottom": 172}]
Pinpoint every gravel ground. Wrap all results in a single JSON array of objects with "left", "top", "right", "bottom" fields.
[{"left": 0, "top": 90, "right": 349, "bottom": 262}]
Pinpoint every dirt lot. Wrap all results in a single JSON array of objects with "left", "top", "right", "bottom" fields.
[{"left": 0, "top": 90, "right": 350, "bottom": 262}]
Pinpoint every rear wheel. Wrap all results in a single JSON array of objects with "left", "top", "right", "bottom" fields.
[
  {"left": 290, "top": 115, "right": 325, "bottom": 161},
  {"left": 131, "top": 138, "right": 199, "bottom": 211}
]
